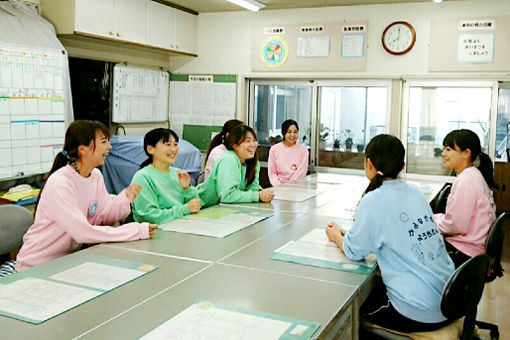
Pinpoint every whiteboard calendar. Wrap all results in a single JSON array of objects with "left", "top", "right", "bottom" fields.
[
  {"left": 0, "top": 42, "right": 67, "bottom": 180},
  {"left": 112, "top": 64, "right": 169, "bottom": 123}
]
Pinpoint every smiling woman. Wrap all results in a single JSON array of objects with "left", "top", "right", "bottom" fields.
[
  {"left": 130, "top": 128, "right": 201, "bottom": 224},
  {"left": 198, "top": 125, "right": 275, "bottom": 208},
  {"left": 15, "top": 120, "right": 155, "bottom": 272}
]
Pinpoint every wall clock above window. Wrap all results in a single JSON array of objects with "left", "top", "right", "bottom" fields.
[{"left": 382, "top": 21, "right": 416, "bottom": 55}]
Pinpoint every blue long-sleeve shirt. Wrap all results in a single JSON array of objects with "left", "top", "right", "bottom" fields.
[{"left": 343, "top": 179, "right": 455, "bottom": 323}]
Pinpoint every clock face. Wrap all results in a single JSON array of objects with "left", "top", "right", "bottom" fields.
[{"left": 382, "top": 22, "right": 416, "bottom": 55}]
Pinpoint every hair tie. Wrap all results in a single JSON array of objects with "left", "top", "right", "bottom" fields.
[
  {"left": 472, "top": 154, "right": 481, "bottom": 167},
  {"left": 61, "top": 150, "right": 69, "bottom": 158},
  {"left": 377, "top": 171, "right": 384, "bottom": 176}
]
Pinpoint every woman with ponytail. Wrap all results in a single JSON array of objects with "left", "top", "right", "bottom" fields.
[
  {"left": 325, "top": 134, "right": 454, "bottom": 333},
  {"left": 434, "top": 129, "right": 497, "bottom": 267},
  {"left": 198, "top": 125, "right": 274, "bottom": 208},
  {"left": 203, "top": 119, "right": 244, "bottom": 180},
  {"left": 16, "top": 120, "right": 156, "bottom": 271},
  {"left": 130, "top": 128, "right": 201, "bottom": 224}
]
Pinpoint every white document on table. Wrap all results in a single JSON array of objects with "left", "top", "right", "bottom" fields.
[
  {"left": 140, "top": 302, "right": 293, "bottom": 340},
  {"left": 273, "top": 186, "right": 322, "bottom": 201},
  {"left": 159, "top": 218, "right": 247, "bottom": 238},
  {"left": 49, "top": 262, "right": 146, "bottom": 291},
  {"left": 277, "top": 238, "right": 350, "bottom": 263},
  {"left": 0, "top": 277, "right": 100, "bottom": 322},
  {"left": 159, "top": 206, "right": 271, "bottom": 238}
]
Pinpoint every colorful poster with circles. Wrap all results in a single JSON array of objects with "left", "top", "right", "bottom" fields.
[{"left": 260, "top": 36, "right": 289, "bottom": 68}]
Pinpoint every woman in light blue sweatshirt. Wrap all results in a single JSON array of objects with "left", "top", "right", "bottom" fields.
[{"left": 326, "top": 134, "right": 455, "bottom": 333}]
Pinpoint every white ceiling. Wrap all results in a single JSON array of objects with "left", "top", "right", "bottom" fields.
[{"left": 164, "top": 0, "right": 454, "bottom": 13}]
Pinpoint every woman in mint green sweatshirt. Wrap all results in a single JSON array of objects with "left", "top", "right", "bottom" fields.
[
  {"left": 198, "top": 125, "right": 275, "bottom": 208},
  {"left": 131, "top": 128, "right": 201, "bottom": 224}
]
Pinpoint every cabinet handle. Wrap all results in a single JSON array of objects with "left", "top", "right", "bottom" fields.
[
  {"left": 176, "top": 44, "right": 179, "bottom": 49},
  {"left": 109, "top": 31, "right": 113, "bottom": 35},
  {"left": 170, "top": 44, "right": 174, "bottom": 48},
  {"left": 116, "top": 32, "right": 120, "bottom": 37}
]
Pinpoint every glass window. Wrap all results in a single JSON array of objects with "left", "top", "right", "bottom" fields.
[
  {"left": 496, "top": 87, "right": 510, "bottom": 162},
  {"left": 251, "top": 83, "right": 312, "bottom": 161},
  {"left": 404, "top": 83, "right": 493, "bottom": 175},
  {"left": 317, "top": 85, "right": 389, "bottom": 169}
]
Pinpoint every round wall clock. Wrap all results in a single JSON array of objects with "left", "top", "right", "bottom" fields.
[{"left": 381, "top": 21, "right": 416, "bottom": 55}]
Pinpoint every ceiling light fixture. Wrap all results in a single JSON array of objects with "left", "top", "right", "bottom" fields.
[
  {"left": 226, "top": 0, "right": 266, "bottom": 12},
  {"left": 433, "top": 0, "right": 443, "bottom": 3}
]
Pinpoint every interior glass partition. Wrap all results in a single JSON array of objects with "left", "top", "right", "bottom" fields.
[{"left": 403, "top": 82, "right": 494, "bottom": 175}]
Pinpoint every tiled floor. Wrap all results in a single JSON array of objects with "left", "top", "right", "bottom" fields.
[{"left": 477, "top": 216, "right": 510, "bottom": 340}]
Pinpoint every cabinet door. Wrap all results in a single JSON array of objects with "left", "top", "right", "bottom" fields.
[
  {"left": 175, "top": 10, "right": 197, "bottom": 53},
  {"left": 147, "top": 1, "right": 176, "bottom": 49},
  {"left": 75, "top": 0, "right": 115, "bottom": 38},
  {"left": 114, "top": 0, "right": 148, "bottom": 44}
]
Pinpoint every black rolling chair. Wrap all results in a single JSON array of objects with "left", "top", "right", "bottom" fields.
[
  {"left": 360, "top": 254, "right": 490, "bottom": 340},
  {"left": 430, "top": 183, "right": 452, "bottom": 214},
  {"left": 475, "top": 212, "right": 507, "bottom": 340},
  {"left": 442, "top": 254, "right": 490, "bottom": 340}
]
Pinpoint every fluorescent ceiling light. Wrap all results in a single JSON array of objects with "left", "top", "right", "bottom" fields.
[
  {"left": 433, "top": 0, "right": 443, "bottom": 3},
  {"left": 226, "top": 0, "right": 265, "bottom": 12}
]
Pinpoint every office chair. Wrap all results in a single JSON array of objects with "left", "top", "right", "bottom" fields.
[
  {"left": 0, "top": 204, "right": 32, "bottom": 277},
  {"left": 475, "top": 212, "right": 507, "bottom": 340},
  {"left": 430, "top": 183, "right": 451, "bottom": 214},
  {"left": 360, "top": 254, "right": 490, "bottom": 340}
]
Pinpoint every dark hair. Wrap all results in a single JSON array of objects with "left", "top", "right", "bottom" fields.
[
  {"left": 140, "top": 128, "right": 179, "bottom": 168},
  {"left": 34, "top": 120, "right": 110, "bottom": 216},
  {"left": 281, "top": 119, "right": 299, "bottom": 137},
  {"left": 443, "top": 129, "right": 497, "bottom": 190},
  {"left": 225, "top": 125, "right": 258, "bottom": 186},
  {"left": 363, "top": 134, "right": 405, "bottom": 196},
  {"left": 204, "top": 119, "right": 243, "bottom": 165}
]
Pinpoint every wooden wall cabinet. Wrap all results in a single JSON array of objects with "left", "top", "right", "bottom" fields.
[{"left": 494, "top": 162, "right": 510, "bottom": 212}]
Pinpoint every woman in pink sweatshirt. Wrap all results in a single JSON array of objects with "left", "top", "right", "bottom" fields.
[
  {"left": 203, "top": 119, "right": 243, "bottom": 181},
  {"left": 15, "top": 120, "right": 157, "bottom": 271},
  {"left": 434, "top": 129, "right": 497, "bottom": 268},
  {"left": 268, "top": 119, "right": 309, "bottom": 187}
]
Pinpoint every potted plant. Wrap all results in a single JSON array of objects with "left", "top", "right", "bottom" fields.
[
  {"left": 319, "top": 124, "right": 330, "bottom": 149},
  {"left": 342, "top": 129, "right": 353, "bottom": 150},
  {"left": 333, "top": 137, "right": 341, "bottom": 149}
]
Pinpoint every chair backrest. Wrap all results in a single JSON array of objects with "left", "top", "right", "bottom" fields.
[
  {"left": 485, "top": 212, "right": 507, "bottom": 282},
  {"left": 0, "top": 204, "right": 33, "bottom": 255},
  {"left": 441, "top": 254, "right": 490, "bottom": 340},
  {"left": 430, "top": 183, "right": 451, "bottom": 214}
]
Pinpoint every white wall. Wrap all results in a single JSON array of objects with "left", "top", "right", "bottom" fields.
[{"left": 177, "top": 0, "right": 510, "bottom": 78}]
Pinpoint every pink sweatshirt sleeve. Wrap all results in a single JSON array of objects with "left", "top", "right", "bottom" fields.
[
  {"left": 267, "top": 144, "right": 281, "bottom": 187},
  {"left": 204, "top": 145, "right": 225, "bottom": 180},
  {"left": 45, "top": 180, "right": 150, "bottom": 243},
  {"left": 434, "top": 174, "right": 476, "bottom": 236},
  {"left": 289, "top": 145, "right": 309, "bottom": 181},
  {"left": 90, "top": 173, "right": 132, "bottom": 225}
]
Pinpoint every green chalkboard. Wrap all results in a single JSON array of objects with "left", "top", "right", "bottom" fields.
[{"left": 182, "top": 124, "right": 222, "bottom": 151}]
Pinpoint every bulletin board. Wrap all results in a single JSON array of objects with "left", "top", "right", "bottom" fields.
[
  {"left": 429, "top": 16, "right": 510, "bottom": 72},
  {"left": 252, "top": 21, "right": 368, "bottom": 72},
  {"left": 169, "top": 74, "right": 236, "bottom": 140},
  {"left": 112, "top": 64, "right": 169, "bottom": 123},
  {"left": 0, "top": 42, "right": 67, "bottom": 180}
]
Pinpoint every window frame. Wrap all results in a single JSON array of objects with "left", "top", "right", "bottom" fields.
[
  {"left": 314, "top": 79, "right": 393, "bottom": 172},
  {"left": 401, "top": 79, "right": 499, "bottom": 180},
  {"left": 248, "top": 79, "right": 316, "bottom": 166}
]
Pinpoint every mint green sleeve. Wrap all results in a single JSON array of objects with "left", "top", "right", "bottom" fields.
[
  {"left": 131, "top": 172, "right": 190, "bottom": 224},
  {"left": 216, "top": 158, "right": 259, "bottom": 203},
  {"left": 182, "top": 185, "right": 199, "bottom": 202},
  {"left": 246, "top": 162, "right": 263, "bottom": 192}
]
